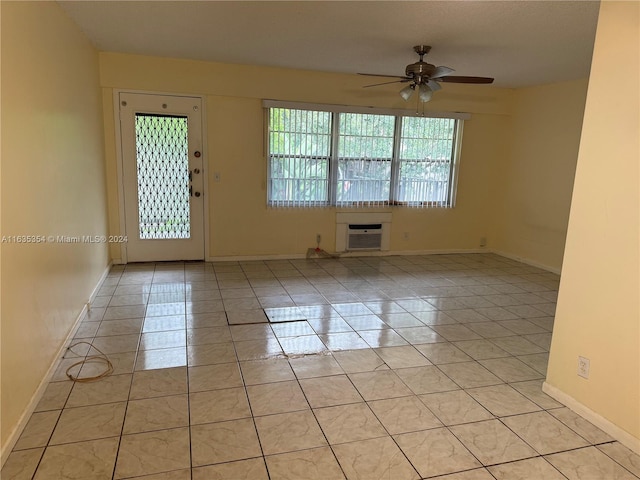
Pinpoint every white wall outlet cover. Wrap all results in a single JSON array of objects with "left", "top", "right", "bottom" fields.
[{"left": 578, "top": 356, "right": 590, "bottom": 379}]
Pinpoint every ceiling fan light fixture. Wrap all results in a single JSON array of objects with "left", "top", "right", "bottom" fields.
[
  {"left": 399, "top": 84, "right": 415, "bottom": 101},
  {"left": 418, "top": 84, "right": 433, "bottom": 102},
  {"left": 359, "top": 45, "right": 495, "bottom": 103}
]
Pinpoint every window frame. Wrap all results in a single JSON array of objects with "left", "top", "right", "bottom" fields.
[
  {"left": 266, "top": 107, "right": 332, "bottom": 207},
  {"left": 264, "top": 100, "right": 469, "bottom": 208}
]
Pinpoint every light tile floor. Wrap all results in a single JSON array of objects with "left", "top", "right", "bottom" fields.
[{"left": 4, "top": 253, "right": 640, "bottom": 479}]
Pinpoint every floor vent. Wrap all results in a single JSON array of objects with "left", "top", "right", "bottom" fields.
[{"left": 347, "top": 224, "right": 383, "bottom": 251}]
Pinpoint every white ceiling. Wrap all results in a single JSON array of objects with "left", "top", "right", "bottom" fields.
[{"left": 58, "top": 1, "right": 600, "bottom": 88}]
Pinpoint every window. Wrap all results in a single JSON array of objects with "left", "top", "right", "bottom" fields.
[
  {"left": 337, "top": 113, "right": 394, "bottom": 206},
  {"left": 396, "top": 116, "right": 457, "bottom": 205},
  {"left": 268, "top": 108, "right": 331, "bottom": 206},
  {"left": 266, "top": 102, "right": 465, "bottom": 208}
]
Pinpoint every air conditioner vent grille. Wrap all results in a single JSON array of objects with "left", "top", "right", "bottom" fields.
[
  {"left": 347, "top": 223, "right": 383, "bottom": 250},
  {"left": 348, "top": 233, "right": 383, "bottom": 250}
]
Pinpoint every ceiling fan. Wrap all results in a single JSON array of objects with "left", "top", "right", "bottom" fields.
[{"left": 360, "top": 45, "right": 494, "bottom": 103}]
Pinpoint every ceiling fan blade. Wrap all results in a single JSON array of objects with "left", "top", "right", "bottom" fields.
[
  {"left": 437, "top": 76, "right": 494, "bottom": 84},
  {"left": 358, "top": 73, "right": 411, "bottom": 80},
  {"left": 363, "top": 79, "right": 410, "bottom": 88},
  {"left": 430, "top": 66, "right": 455, "bottom": 79}
]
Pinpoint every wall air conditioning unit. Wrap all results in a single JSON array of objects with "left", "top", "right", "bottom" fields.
[
  {"left": 347, "top": 224, "right": 383, "bottom": 251},
  {"left": 336, "top": 213, "right": 392, "bottom": 253}
]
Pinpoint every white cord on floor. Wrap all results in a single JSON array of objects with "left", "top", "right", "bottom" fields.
[{"left": 65, "top": 341, "right": 114, "bottom": 382}]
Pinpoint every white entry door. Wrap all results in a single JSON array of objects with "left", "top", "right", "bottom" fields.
[{"left": 119, "top": 92, "right": 205, "bottom": 262}]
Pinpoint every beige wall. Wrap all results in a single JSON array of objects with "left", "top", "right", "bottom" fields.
[
  {"left": 0, "top": 3, "right": 593, "bottom": 455},
  {"left": 0, "top": 2, "right": 109, "bottom": 452},
  {"left": 546, "top": 0, "right": 640, "bottom": 445},
  {"left": 99, "top": 53, "right": 514, "bottom": 260},
  {"left": 100, "top": 54, "right": 588, "bottom": 264},
  {"left": 493, "top": 80, "right": 588, "bottom": 271}
]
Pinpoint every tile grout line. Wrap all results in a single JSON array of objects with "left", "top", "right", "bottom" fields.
[{"left": 13, "top": 254, "right": 636, "bottom": 479}]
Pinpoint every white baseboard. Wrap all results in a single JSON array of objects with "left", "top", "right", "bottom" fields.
[
  {"left": 542, "top": 382, "right": 640, "bottom": 455},
  {"left": 205, "top": 248, "right": 487, "bottom": 263},
  {"left": 88, "top": 261, "right": 113, "bottom": 305},
  {"left": 390, "top": 248, "right": 488, "bottom": 256},
  {"left": 0, "top": 261, "right": 113, "bottom": 467},
  {"left": 336, "top": 248, "right": 488, "bottom": 258},
  {"left": 206, "top": 253, "right": 308, "bottom": 262},
  {"left": 490, "top": 249, "right": 562, "bottom": 275},
  {"left": 133, "top": 248, "right": 554, "bottom": 272}
]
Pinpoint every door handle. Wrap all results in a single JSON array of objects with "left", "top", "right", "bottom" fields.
[{"left": 195, "top": 192, "right": 201, "bottom": 197}]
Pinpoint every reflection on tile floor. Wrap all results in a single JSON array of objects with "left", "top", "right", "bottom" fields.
[{"left": 4, "top": 253, "right": 640, "bottom": 479}]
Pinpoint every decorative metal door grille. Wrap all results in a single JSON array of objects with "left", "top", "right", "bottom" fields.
[{"left": 135, "top": 114, "right": 191, "bottom": 239}]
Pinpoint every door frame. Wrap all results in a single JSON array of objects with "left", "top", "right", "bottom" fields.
[{"left": 112, "top": 89, "right": 210, "bottom": 264}]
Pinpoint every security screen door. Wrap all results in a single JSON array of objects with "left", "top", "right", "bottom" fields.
[{"left": 119, "top": 93, "right": 204, "bottom": 262}]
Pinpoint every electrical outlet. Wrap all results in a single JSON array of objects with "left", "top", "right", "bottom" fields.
[
  {"left": 480, "top": 237, "right": 487, "bottom": 247},
  {"left": 577, "top": 356, "right": 590, "bottom": 379},
  {"left": 402, "top": 232, "right": 410, "bottom": 241},
  {"left": 316, "top": 234, "right": 321, "bottom": 244}
]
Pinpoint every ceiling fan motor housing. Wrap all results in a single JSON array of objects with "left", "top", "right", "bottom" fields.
[
  {"left": 406, "top": 62, "right": 437, "bottom": 83},
  {"left": 406, "top": 45, "right": 436, "bottom": 84}
]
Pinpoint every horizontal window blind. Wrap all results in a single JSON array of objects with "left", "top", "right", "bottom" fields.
[
  {"left": 336, "top": 113, "right": 394, "bottom": 207},
  {"left": 265, "top": 102, "right": 465, "bottom": 209},
  {"left": 268, "top": 108, "right": 331, "bottom": 207},
  {"left": 396, "top": 116, "right": 457, "bottom": 206}
]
